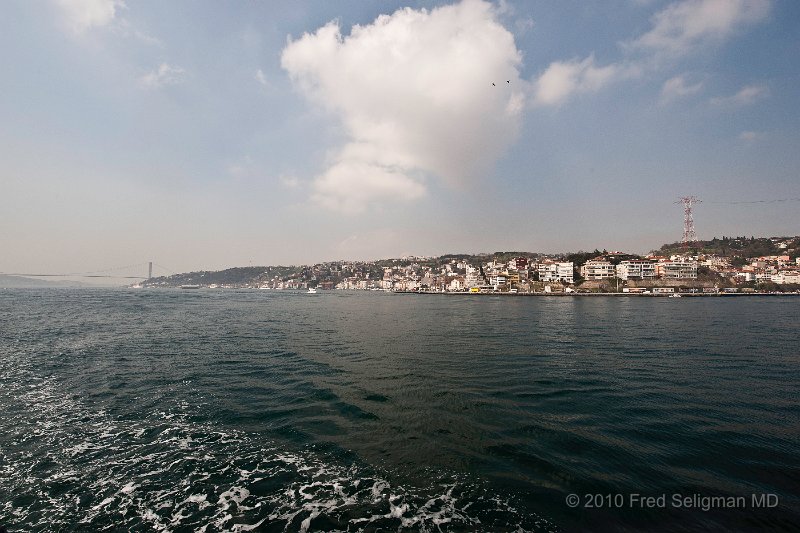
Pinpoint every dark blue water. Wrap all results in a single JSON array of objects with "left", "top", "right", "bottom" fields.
[{"left": 1, "top": 289, "right": 798, "bottom": 531}]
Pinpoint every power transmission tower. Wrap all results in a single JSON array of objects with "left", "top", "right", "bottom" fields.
[{"left": 676, "top": 196, "right": 701, "bottom": 249}]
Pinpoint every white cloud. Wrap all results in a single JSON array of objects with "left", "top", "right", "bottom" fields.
[
  {"left": 255, "top": 69, "right": 268, "bottom": 87},
  {"left": 711, "top": 84, "right": 768, "bottom": 106},
  {"left": 630, "top": 0, "right": 771, "bottom": 56},
  {"left": 116, "top": 18, "right": 161, "bottom": 46},
  {"left": 660, "top": 74, "right": 703, "bottom": 103},
  {"left": 55, "top": 0, "right": 124, "bottom": 34},
  {"left": 530, "top": 0, "right": 770, "bottom": 108},
  {"left": 311, "top": 157, "right": 426, "bottom": 214},
  {"left": 514, "top": 17, "right": 535, "bottom": 35},
  {"left": 281, "top": 0, "right": 524, "bottom": 214},
  {"left": 139, "top": 63, "right": 186, "bottom": 89},
  {"left": 739, "top": 130, "right": 764, "bottom": 141},
  {"left": 532, "top": 55, "right": 637, "bottom": 107}
]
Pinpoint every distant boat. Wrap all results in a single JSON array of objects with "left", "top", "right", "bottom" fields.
[
  {"left": 307, "top": 287, "right": 317, "bottom": 294},
  {"left": 669, "top": 293, "right": 682, "bottom": 298},
  {"left": 180, "top": 284, "right": 201, "bottom": 289}
]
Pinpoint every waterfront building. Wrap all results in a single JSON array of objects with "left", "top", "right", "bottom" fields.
[
  {"left": 772, "top": 271, "right": 800, "bottom": 284},
  {"left": 538, "top": 262, "right": 574, "bottom": 284},
  {"left": 465, "top": 266, "right": 483, "bottom": 288},
  {"left": 581, "top": 259, "right": 615, "bottom": 280},
  {"left": 659, "top": 260, "right": 698, "bottom": 279},
  {"left": 448, "top": 276, "right": 466, "bottom": 291},
  {"left": 616, "top": 260, "right": 657, "bottom": 280}
]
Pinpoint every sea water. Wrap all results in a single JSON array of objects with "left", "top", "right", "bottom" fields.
[{"left": 1, "top": 289, "right": 798, "bottom": 531}]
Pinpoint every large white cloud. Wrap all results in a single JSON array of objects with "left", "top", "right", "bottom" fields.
[{"left": 281, "top": 0, "right": 524, "bottom": 214}]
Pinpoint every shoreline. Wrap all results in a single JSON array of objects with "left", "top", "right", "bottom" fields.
[{"left": 392, "top": 290, "right": 799, "bottom": 297}]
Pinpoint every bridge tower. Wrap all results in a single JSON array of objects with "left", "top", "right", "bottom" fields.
[{"left": 148, "top": 262, "right": 153, "bottom": 279}]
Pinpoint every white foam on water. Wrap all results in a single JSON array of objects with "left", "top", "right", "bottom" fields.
[
  {"left": 67, "top": 441, "right": 94, "bottom": 456},
  {"left": 299, "top": 510, "right": 320, "bottom": 532},
  {"left": 218, "top": 486, "right": 250, "bottom": 510},
  {"left": 140, "top": 508, "right": 168, "bottom": 531},
  {"left": 1, "top": 350, "right": 553, "bottom": 533},
  {"left": 231, "top": 516, "right": 268, "bottom": 532},
  {"left": 186, "top": 494, "right": 208, "bottom": 504}
]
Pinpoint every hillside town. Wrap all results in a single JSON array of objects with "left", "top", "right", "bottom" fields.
[{"left": 141, "top": 236, "right": 800, "bottom": 294}]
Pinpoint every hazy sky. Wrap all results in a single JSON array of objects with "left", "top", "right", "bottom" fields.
[{"left": 2, "top": 0, "right": 799, "bottom": 279}]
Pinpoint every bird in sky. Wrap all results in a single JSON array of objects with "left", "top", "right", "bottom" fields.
[{"left": 492, "top": 82, "right": 495, "bottom": 86}]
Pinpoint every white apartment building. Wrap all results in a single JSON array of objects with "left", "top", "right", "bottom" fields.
[
  {"left": 465, "top": 266, "right": 483, "bottom": 288},
  {"left": 393, "top": 279, "right": 419, "bottom": 291},
  {"left": 538, "top": 262, "right": 574, "bottom": 284},
  {"left": 771, "top": 271, "right": 800, "bottom": 284},
  {"left": 580, "top": 259, "right": 615, "bottom": 280},
  {"left": 616, "top": 260, "right": 657, "bottom": 280},
  {"left": 659, "top": 261, "right": 698, "bottom": 279},
  {"left": 490, "top": 274, "right": 508, "bottom": 288}
]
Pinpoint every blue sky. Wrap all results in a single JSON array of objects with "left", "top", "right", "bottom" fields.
[{"left": 1, "top": 0, "right": 798, "bottom": 277}]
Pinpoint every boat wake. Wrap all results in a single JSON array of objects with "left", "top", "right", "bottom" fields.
[{"left": 0, "top": 354, "right": 553, "bottom": 532}]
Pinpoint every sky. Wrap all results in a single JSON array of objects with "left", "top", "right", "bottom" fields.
[{"left": 1, "top": 0, "right": 799, "bottom": 279}]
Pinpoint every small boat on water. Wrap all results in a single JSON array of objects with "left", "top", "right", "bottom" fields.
[
  {"left": 180, "top": 284, "right": 201, "bottom": 289},
  {"left": 307, "top": 287, "right": 317, "bottom": 294},
  {"left": 669, "top": 293, "right": 682, "bottom": 298}
]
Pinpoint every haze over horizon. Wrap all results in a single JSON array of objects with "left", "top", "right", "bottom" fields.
[{"left": 2, "top": 0, "right": 799, "bottom": 279}]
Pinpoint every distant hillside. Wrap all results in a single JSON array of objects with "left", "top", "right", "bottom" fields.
[
  {"left": 144, "top": 267, "right": 271, "bottom": 287},
  {"left": 0, "top": 275, "right": 86, "bottom": 288},
  {"left": 657, "top": 236, "right": 800, "bottom": 259}
]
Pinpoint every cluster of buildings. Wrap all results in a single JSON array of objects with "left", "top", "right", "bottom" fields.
[
  {"left": 375, "top": 255, "right": 703, "bottom": 293},
  {"left": 146, "top": 238, "right": 800, "bottom": 292},
  {"left": 706, "top": 254, "right": 800, "bottom": 285},
  {"left": 333, "top": 253, "right": 800, "bottom": 293},
  {"left": 580, "top": 257, "right": 698, "bottom": 281}
]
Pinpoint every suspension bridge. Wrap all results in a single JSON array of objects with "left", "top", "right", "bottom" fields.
[{"left": 0, "top": 262, "right": 175, "bottom": 280}]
